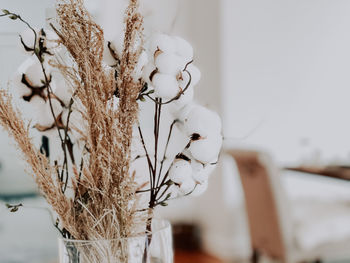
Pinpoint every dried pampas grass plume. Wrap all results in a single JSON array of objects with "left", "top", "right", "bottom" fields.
[
  {"left": 0, "top": 90, "right": 77, "bottom": 236},
  {"left": 52, "top": 0, "right": 146, "bottom": 242},
  {"left": 0, "top": 0, "right": 147, "bottom": 260}
]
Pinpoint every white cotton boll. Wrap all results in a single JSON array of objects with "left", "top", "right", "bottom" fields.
[
  {"left": 15, "top": 81, "right": 32, "bottom": 98},
  {"left": 168, "top": 159, "right": 192, "bottom": 184},
  {"left": 191, "top": 181, "right": 208, "bottom": 197},
  {"left": 142, "top": 63, "right": 156, "bottom": 83},
  {"left": 44, "top": 29, "right": 60, "bottom": 51},
  {"left": 36, "top": 98, "right": 63, "bottom": 127},
  {"left": 11, "top": 69, "right": 32, "bottom": 98},
  {"left": 61, "top": 108, "right": 78, "bottom": 127},
  {"left": 154, "top": 52, "right": 183, "bottom": 75},
  {"left": 103, "top": 35, "right": 124, "bottom": 66},
  {"left": 149, "top": 34, "right": 176, "bottom": 54},
  {"left": 166, "top": 184, "right": 180, "bottom": 199},
  {"left": 106, "top": 96, "right": 120, "bottom": 111},
  {"left": 134, "top": 51, "right": 148, "bottom": 79},
  {"left": 53, "top": 79, "right": 73, "bottom": 106},
  {"left": 189, "top": 134, "right": 223, "bottom": 164},
  {"left": 62, "top": 109, "right": 83, "bottom": 129},
  {"left": 111, "top": 36, "right": 124, "bottom": 59},
  {"left": 152, "top": 73, "right": 180, "bottom": 99},
  {"left": 179, "top": 64, "right": 201, "bottom": 89},
  {"left": 30, "top": 96, "right": 46, "bottom": 111},
  {"left": 49, "top": 98, "right": 63, "bottom": 118},
  {"left": 103, "top": 41, "right": 118, "bottom": 66},
  {"left": 61, "top": 109, "right": 85, "bottom": 141},
  {"left": 171, "top": 103, "right": 194, "bottom": 123},
  {"left": 173, "top": 36, "right": 193, "bottom": 62},
  {"left": 17, "top": 56, "right": 36, "bottom": 73},
  {"left": 19, "top": 27, "right": 37, "bottom": 53},
  {"left": 62, "top": 105, "right": 85, "bottom": 129},
  {"left": 178, "top": 178, "right": 196, "bottom": 195},
  {"left": 25, "top": 58, "right": 52, "bottom": 87},
  {"left": 14, "top": 57, "right": 39, "bottom": 95},
  {"left": 103, "top": 42, "right": 117, "bottom": 67},
  {"left": 19, "top": 28, "right": 59, "bottom": 54},
  {"left": 191, "top": 161, "right": 216, "bottom": 183},
  {"left": 191, "top": 160, "right": 206, "bottom": 182},
  {"left": 186, "top": 64, "right": 201, "bottom": 87},
  {"left": 184, "top": 105, "right": 222, "bottom": 137},
  {"left": 172, "top": 86, "right": 194, "bottom": 108}
]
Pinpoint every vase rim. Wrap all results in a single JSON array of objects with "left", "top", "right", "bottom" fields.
[{"left": 58, "top": 218, "right": 171, "bottom": 243}]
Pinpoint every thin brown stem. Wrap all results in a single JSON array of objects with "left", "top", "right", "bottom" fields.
[
  {"left": 153, "top": 98, "right": 162, "bottom": 187},
  {"left": 156, "top": 120, "right": 176, "bottom": 189},
  {"left": 137, "top": 125, "right": 154, "bottom": 181}
]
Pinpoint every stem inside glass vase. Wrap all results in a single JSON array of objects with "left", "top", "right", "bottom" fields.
[{"left": 58, "top": 219, "right": 173, "bottom": 263}]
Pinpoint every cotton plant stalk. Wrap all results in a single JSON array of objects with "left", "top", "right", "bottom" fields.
[{"left": 0, "top": 0, "right": 223, "bottom": 262}]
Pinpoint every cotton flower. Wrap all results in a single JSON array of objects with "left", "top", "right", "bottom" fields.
[
  {"left": 13, "top": 78, "right": 32, "bottom": 98},
  {"left": 183, "top": 105, "right": 222, "bottom": 137},
  {"left": 11, "top": 57, "right": 54, "bottom": 102},
  {"left": 35, "top": 97, "right": 63, "bottom": 128},
  {"left": 19, "top": 27, "right": 37, "bottom": 53},
  {"left": 188, "top": 133, "right": 222, "bottom": 164},
  {"left": 191, "top": 161, "right": 216, "bottom": 183},
  {"left": 172, "top": 104, "right": 195, "bottom": 123},
  {"left": 178, "top": 178, "right": 196, "bottom": 195},
  {"left": 166, "top": 184, "right": 181, "bottom": 199},
  {"left": 30, "top": 95, "right": 46, "bottom": 111},
  {"left": 168, "top": 159, "right": 192, "bottom": 184},
  {"left": 171, "top": 86, "right": 194, "bottom": 108},
  {"left": 103, "top": 41, "right": 119, "bottom": 67},
  {"left": 61, "top": 108, "right": 86, "bottom": 141},
  {"left": 173, "top": 36, "right": 193, "bottom": 62},
  {"left": 19, "top": 28, "right": 59, "bottom": 55},
  {"left": 149, "top": 33, "right": 176, "bottom": 54},
  {"left": 154, "top": 52, "right": 184, "bottom": 75},
  {"left": 23, "top": 57, "right": 52, "bottom": 87},
  {"left": 152, "top": 73, "right": 180, "bottom": 99},
  {"left": 142, "top": 63, "right": 156, "bottom": 83},
  {"left": 44, "top": 30, "right": 60, "bottom": 51},
  {"left": 106, "top": 95, "right": 120, "bottom": 111},
  {"left": 185, "top": 64, "right": 201, "bottom": 87},
  {"left": 11, "top": 65, "right": 33, "bottom": 98},
  {"left": 52, "top": 79, "right": 73, "bottom": 107},
  {"left": 134, "top": 51, "right": 148, "bottom": 80},
  {"left": 191, "top": 181, "right": 208, "bottom": 197}
]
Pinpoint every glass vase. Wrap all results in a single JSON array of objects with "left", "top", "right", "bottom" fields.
[{"left": 58, "top": 219, "right": 173, "bottom": 263}]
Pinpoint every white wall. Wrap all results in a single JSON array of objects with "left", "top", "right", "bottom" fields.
[{"left": 222, "top": 0, "right": 350, "bottom": 165}]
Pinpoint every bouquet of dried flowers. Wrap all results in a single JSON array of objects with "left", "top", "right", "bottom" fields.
[{"left": 0, "top": 0, "right": 222, "bottom": 261}]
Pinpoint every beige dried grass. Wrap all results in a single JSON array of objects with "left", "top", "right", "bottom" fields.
[
  {"left": 0, "top": 0, "right": 147, "bottom": 260},
  {"left": 52, "top": 0, "right": 146, "bottom": 240}
]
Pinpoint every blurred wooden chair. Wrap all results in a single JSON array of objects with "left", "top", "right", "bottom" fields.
[{"left": 226, "top": 149, "right": 350, "bottom": 263}]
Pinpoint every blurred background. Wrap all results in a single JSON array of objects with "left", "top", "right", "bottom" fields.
[{"left": 2, "top": 0, "right": 350, "bottom": 262}]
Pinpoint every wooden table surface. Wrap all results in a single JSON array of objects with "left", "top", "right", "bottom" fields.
[
  {"left": 175, "top": 250, "right": 222, "bottom": 263},
  {"left": 285, "top": 165, "right": 350, "bottom": 180}
]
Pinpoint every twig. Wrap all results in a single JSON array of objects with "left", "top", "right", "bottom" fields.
[
  {"left": 156, "top": 120, "right": 176, "bottom": 188},
  {"left": 137, "top": 125, "right": 155, "bottom": 185}
]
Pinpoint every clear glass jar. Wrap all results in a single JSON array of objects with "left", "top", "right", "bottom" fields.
[{"left": 58, "top": 219, "right": 173, "bottom": 263}]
